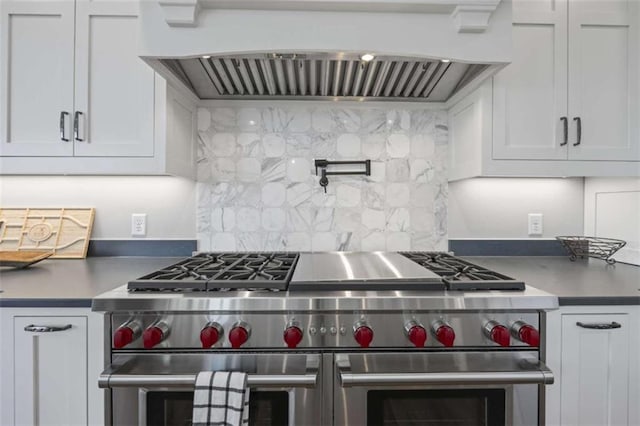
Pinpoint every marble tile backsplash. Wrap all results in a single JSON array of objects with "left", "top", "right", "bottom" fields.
[{"left": 196, "top": 105, "right": 448, "bottom": 251}]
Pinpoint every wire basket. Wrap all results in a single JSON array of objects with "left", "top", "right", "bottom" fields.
[{"left": 555, "top": 236, "right": 626, "bottom": 264}]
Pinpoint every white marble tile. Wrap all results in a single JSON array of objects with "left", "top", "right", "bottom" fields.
[
  {"left": 361, "top": 232, "right": 386, "bottom": 251},
  {"left": 262, "top": 182, "right": 286, "bottom": 207},
  {"left": 238, "top": 108, "right": 261, "bottom": 131},
  {"left": 312, "top": 232, "right": 338, "bottom": 251},
  {"left": 210, "top": 133, "right": 236, "bottom": 157},
  {"left": 287, "top": 183, "right": 312, "bottom": 206},
  {"left": 236, "top": 207, "right": 261, "bottom": 231},
  {"left": 286, "top": 133, "right": 311, "bottom": 156},
  {"left": 289, "top": 109, "right": 311, "bottom": 132},
  {"left": 237, "top": 133, "right": 261, "bottom": 157},
  {"left": 411, "top": 183, "right": 434, "bottom": 208},
  {"left": 210, "top": 182, "right": 239, "bottom": 205},
  {"left": 410, "top": 110, "right": 435, "bottom": 133},
  {"left": 197, "top": 206, "right": 211, "bottom": 233},
  {"left": 335, "top": 109, "right": 361, "bottom": 132},
  {"left": 197, "top": 232, "right": 212, "bottom": 251},
  {"left": 236, "top": 158, "right": 261, "bottom": 182},
  {"left": 336, "top": 183, "right": 361, "bottom": 207},
  {"left": 386, "top": 159, "right": 410, "bottom": 182},
  {"left": 313, "top": 208, "right": 335, "bottom": 231},
  {"left": 211, "top": 108, "right": 236, "bottom": 131},
  {"left": 386, "top": 232, "right": 411, "bottom": 251},
  {"left": 234, "top": 184, "right": 261, "bottom": 207},
  {"left": 263, "top": 134, "right": 286, "bottom": 157},
  {"left": 262, "top": 108, "right": 289, "bottom": 132},
  {"left": 197, "top": 182, "right": 212, "bottom": 207},
  {"left": 211, "top": 232, "right": 236, "bottom": 250},
  {"left": 362, "top": 208, "right": 385, "bottom": 230},
  {"left": 366, "top": 161, "right": 386, "bottom": 183},
  {"left": 211, "top": 207, "right": 235, "bottom": 232},
  {"left": 311, "top": 108, "right": 334, "bottom": 132},
  {"left": 287, "top": 158, "right": 311, "bottom": 182},
  {"left": 411, "top": 232, "right": 436, "bottom": 251},
  {"left": 236, "top": 233, "right": 263, "bottom": 251},
  {"left": 361, "top": 183, "right": 385, "bottom": 209},
  {"left": 386, "top": 134, "right": 410, "bottom": 158},
  {"left": 410, "top": 208, "right": 434, "bottom": 232},
  {"left": 411, "top": 134, "right": 435, "bottom": 158},
  {"left": 386, "top": 183, "right": 410, "bottom": 207},
  {"left": 286, "top": 232, "right": 311, "bottom": 251},
  {"left": 312, "top": 184, "right": 337, "bottom": 207},
  {"left": 386, "top": 208, "right": 410, "bottom": 232},
  {"left": 197, "top": 108, "right": 211, "bottom": 131},
  {"left": 287, "top": 207, "right": 312, "bottom": 231},
  {"left": 361, "top": 110, "right": 387, "bottom": 133},
  {"left": 264, "top": 233, "right": 287, "bottom": 251},
  {"left": 209, "top": 158, "right": 236, "bottom": 182},
  {"left": 336, "top": 134, "right": 361, "bottom": 157},
  {"left": 362, "top": 134, "right": 385, "bottom": 158},
  {"left": 337, "top": 232, "right": 355, "bottom": 250},
  {"left": 335, "top": 208, "right": 361, "bottom": 232},
  {"left": 310, "top": 134, "right": 336, "bottom": 157},
  {"left": 262, "top": 159, "right": 287, "bottom": 182},
  {"left": 262, "top": 208, "right": 286, "bottom": 231},
  {"left": 410, "top": 159, "right": 432, "bottom": 182}
]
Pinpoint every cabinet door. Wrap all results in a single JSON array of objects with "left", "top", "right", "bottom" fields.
[
  {"left": 492, "top": 0, "right": 568, "bottom": 160},
  {"left": 73, "top": 0, "right": 155, "bottom": 157},
  {"left": 561, "top": 314, "right": 630, "bottom": 426},
  {"left": 568, "top": 0, "right": 640, "bottom": 161},
  {"left": 13, "top": 316, "right": 88, "bottom": 426},
  {"left": 0, "top": 1, "right": 75, "bottom": 156}
]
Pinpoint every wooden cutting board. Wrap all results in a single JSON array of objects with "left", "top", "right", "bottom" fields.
[
  {"left": 0, "top": 250, "right": 53, "bottom": 268},
  {"left": 0, "top": 208, "right": 95, "bottom": 258}
]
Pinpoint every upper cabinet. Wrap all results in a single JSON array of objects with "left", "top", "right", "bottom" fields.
[
  {"left": 0, "top": 0, "right": 196, "bottom": 177},
  {"left": 449, "top": 0, "right": 640, "bottom": 180}
]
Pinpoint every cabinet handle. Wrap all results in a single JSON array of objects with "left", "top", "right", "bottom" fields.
[
  {"left": 24, "top": 324, "right": 72, "bottom": 333},
  {"left": 560, "top": 117, "right": 568, "bottom": 146},
  {"left": 74, "top": 111, "right": 84, "bottom": 142},
  {"left": 576, "top": 321, "right": 621, "bottom": 330},
  {"left": 572, "top": 117, "right": 581, "bottom": 146},
  {"left": 59, "top": 111, "right": 69, "bottom": 142}
]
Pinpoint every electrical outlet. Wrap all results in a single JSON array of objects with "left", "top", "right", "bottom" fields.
[
  {"left": 131, "top": 214, "right": 147, "bottom": 237},
  {"left": 528, "top": 213, "right": 543, "bottom": 236}
]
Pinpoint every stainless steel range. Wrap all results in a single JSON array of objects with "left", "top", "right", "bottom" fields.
[{"left": 93, "top": 251, "right": 558, "bottom": 426}]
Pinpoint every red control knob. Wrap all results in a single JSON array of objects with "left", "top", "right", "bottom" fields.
[
  {"left": 143, "top": 326, "right": 165, "bottom": 349},
  {"left": 407, "top": 325, "right": 427, "bottom": 347},
  {"left": 435, "top": 325, "right": 456, "bottom": 347},
  {"left": 113, "top": 327, "right": 134, "bottom": 349},
  {"left": 229, "top": 323, "right": 250, "bottom": 348},
  {"left": 283, "top": 326, "right": 304, "bottom": 348},
  {"left": 512, "top": 322, "right": 540, "bottom": 347},
  {"left": 200, "top": 323, "right": 223, "bottom": 348},
  {"left": 354, "top": 325, "right": 374, "bottom": 348},
  {"left": 490, "top": 325, "right": 511, "bottom": 347}
]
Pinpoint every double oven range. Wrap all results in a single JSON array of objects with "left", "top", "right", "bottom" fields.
[{"left": 93, "top": 251, "right": 558, "bottom": 426}]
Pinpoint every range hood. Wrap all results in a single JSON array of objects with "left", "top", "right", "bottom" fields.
[{"left": 139, "top": 0, "right": 512, "bottom": 103}]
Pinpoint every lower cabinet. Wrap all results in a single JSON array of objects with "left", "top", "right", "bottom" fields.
[
  {"left": 0, "top": 308, "right": 105, "bottom": 426},
  {"left": 544, "top": 306, "right": 640, "bottom": 426}
]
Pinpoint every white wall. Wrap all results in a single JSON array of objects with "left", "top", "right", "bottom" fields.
[
  {"left": 448, "top": 177, "right": 585, "bottom": 239},
  {"left": 0, "top": 176, "right": 196, "bottom": 239},
  {"left": 584, "top": 177, "right": 640, "bottom": 265}
]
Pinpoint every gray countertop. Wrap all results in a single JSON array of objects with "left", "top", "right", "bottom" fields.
[{"left": 0, "top": 255, "right": 638, "bottom": 308}]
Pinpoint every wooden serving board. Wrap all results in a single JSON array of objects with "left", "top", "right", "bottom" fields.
[
  {"left": 0, "top": 208, "right": 95, "bottom": 258},
  {"left": 0, "top": 250, "right": 53, "bottom": 268}
]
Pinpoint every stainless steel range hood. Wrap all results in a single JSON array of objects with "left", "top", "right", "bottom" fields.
[
  {"left": 139, "top": 0, "right": 512, "bottom": 103},
  {"left": 159, "top": 53, "right": 490, "bottom": 102}
]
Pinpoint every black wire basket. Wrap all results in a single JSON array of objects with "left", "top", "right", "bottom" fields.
[{"left": 555, "top": 236, "right": 627, "bottom": 264}]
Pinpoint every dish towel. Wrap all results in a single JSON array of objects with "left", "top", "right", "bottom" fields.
[{"left": 192, "top": 371, "right": 250, "bottom": 426}]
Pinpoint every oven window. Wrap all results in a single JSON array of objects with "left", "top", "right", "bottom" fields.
[
  {"left": 367, "top": 389, "right": 505, "bottom": 426},
  {"left": 146, "top": 391, "right": 289, "bottom": 426}
]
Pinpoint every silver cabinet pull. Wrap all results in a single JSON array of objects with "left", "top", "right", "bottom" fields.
[
  {"left": 59, "top": 111, "right": 69, "bottom": 142},
  {"left": 560, "top": 116, "right": 568, "bottom": 146},
  {"left": 98, "top": 373, "right": 318, "bottom": 389},
  {"left": 24, "top": 324, "right": 72, "bottom": 333},
  {"left": 576, "top": 321, "right": 621, "bottom": 330},
  {"left": 73, "top": 111, "right": 84, "bottom": 142}
]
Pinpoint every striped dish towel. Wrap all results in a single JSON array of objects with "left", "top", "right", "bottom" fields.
[{"left": 192, "top": 371, "right": 250, "bottom": 426}]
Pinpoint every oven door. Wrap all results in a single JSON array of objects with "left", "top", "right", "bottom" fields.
[
  {"left": 99, "top": 352, "right": 324, "bottom": 426},
  {"left": 334, "top": 351, "right": 553, "bottom": 426}
]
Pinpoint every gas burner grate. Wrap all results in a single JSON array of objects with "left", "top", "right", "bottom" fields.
[
  {"left": 128, "top": 252, "right": 299, "bottom": 292},
  {"left": 399, "top": 252, "right": 525, "bottom": 291}
]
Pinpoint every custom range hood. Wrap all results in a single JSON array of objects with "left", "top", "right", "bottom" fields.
[{"left": 139, "top": 0, "right": 512, "bottom": 103}]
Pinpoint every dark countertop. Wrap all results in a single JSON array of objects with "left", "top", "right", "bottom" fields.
[{"left": 0, "top": 255, "right": 638, "bottom": 308}]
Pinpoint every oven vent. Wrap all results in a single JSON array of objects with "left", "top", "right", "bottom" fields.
[{"left": 159, "top": 54, "right": 490, "bottom": 102}]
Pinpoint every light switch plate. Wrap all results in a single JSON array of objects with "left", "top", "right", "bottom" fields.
[{"left": 528, "top": 213, "right": 543, "bottom": 236}]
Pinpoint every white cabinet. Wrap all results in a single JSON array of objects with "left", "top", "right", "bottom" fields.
[
  {"left": 0, "top": 0, "right": 196, "bottom": 177},
  {"left": 544, "top": 306, "right": 640, "bottom": 426},
  {"left": 449, "top": 0, "right": 640, "bottom": 179},
  {"left": 0, "top": 308, "right": 105, "bottom": 426}
]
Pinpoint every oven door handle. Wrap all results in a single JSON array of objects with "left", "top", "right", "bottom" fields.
[
  {"left": 99, "top": 372, "right": 318, "bottom": 389},
  {"left": 337, "top": 357, "right": 554, "bottom": 387}
]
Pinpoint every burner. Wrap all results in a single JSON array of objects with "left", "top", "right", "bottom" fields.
[
  {"left": 399, "top": 252, "right": 525, "bottom": 291},
  {"left": 128, "top": 252, "right": 300, "bottom": 292}
]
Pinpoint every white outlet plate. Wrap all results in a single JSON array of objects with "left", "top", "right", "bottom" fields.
[
  {"left": 528, "top": 213, "right": 543, "bottom": 236},
  {"left": 131, "top": 213, "right": 147, "bottom": 237}
]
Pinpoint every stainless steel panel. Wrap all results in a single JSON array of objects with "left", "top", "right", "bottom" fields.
[
  {"left": 259, "top": 59, "right": 277, "bottom": 95},
  {"left": 273, "top": 60, "right": 287, "bottom": 95},
  {"left": 212, "top": 59, "right": 236, "bottom": 94},
  {"left": 236, "top": 59, "right": 255, "bottom": 95},
  {"left": 332, "top": 60, "right": 343, "bottom": 96},
  {"left": 247, "top": 59, "right": 264, "bottom": 95},
  {"left": 351, "top": 61, "right": 366, "bottom": 95},
  {"left": 342, "top": 61, "right": 355, "bottom": 96},
  {"left": 296, "top": 59, "right": 307, "bottom": 95},
  {"left": 224, "top": 58, "right": 245, "bottom": 95},
  {"left": 285, "top": 59, "right": 297, "bottom": 95}
]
